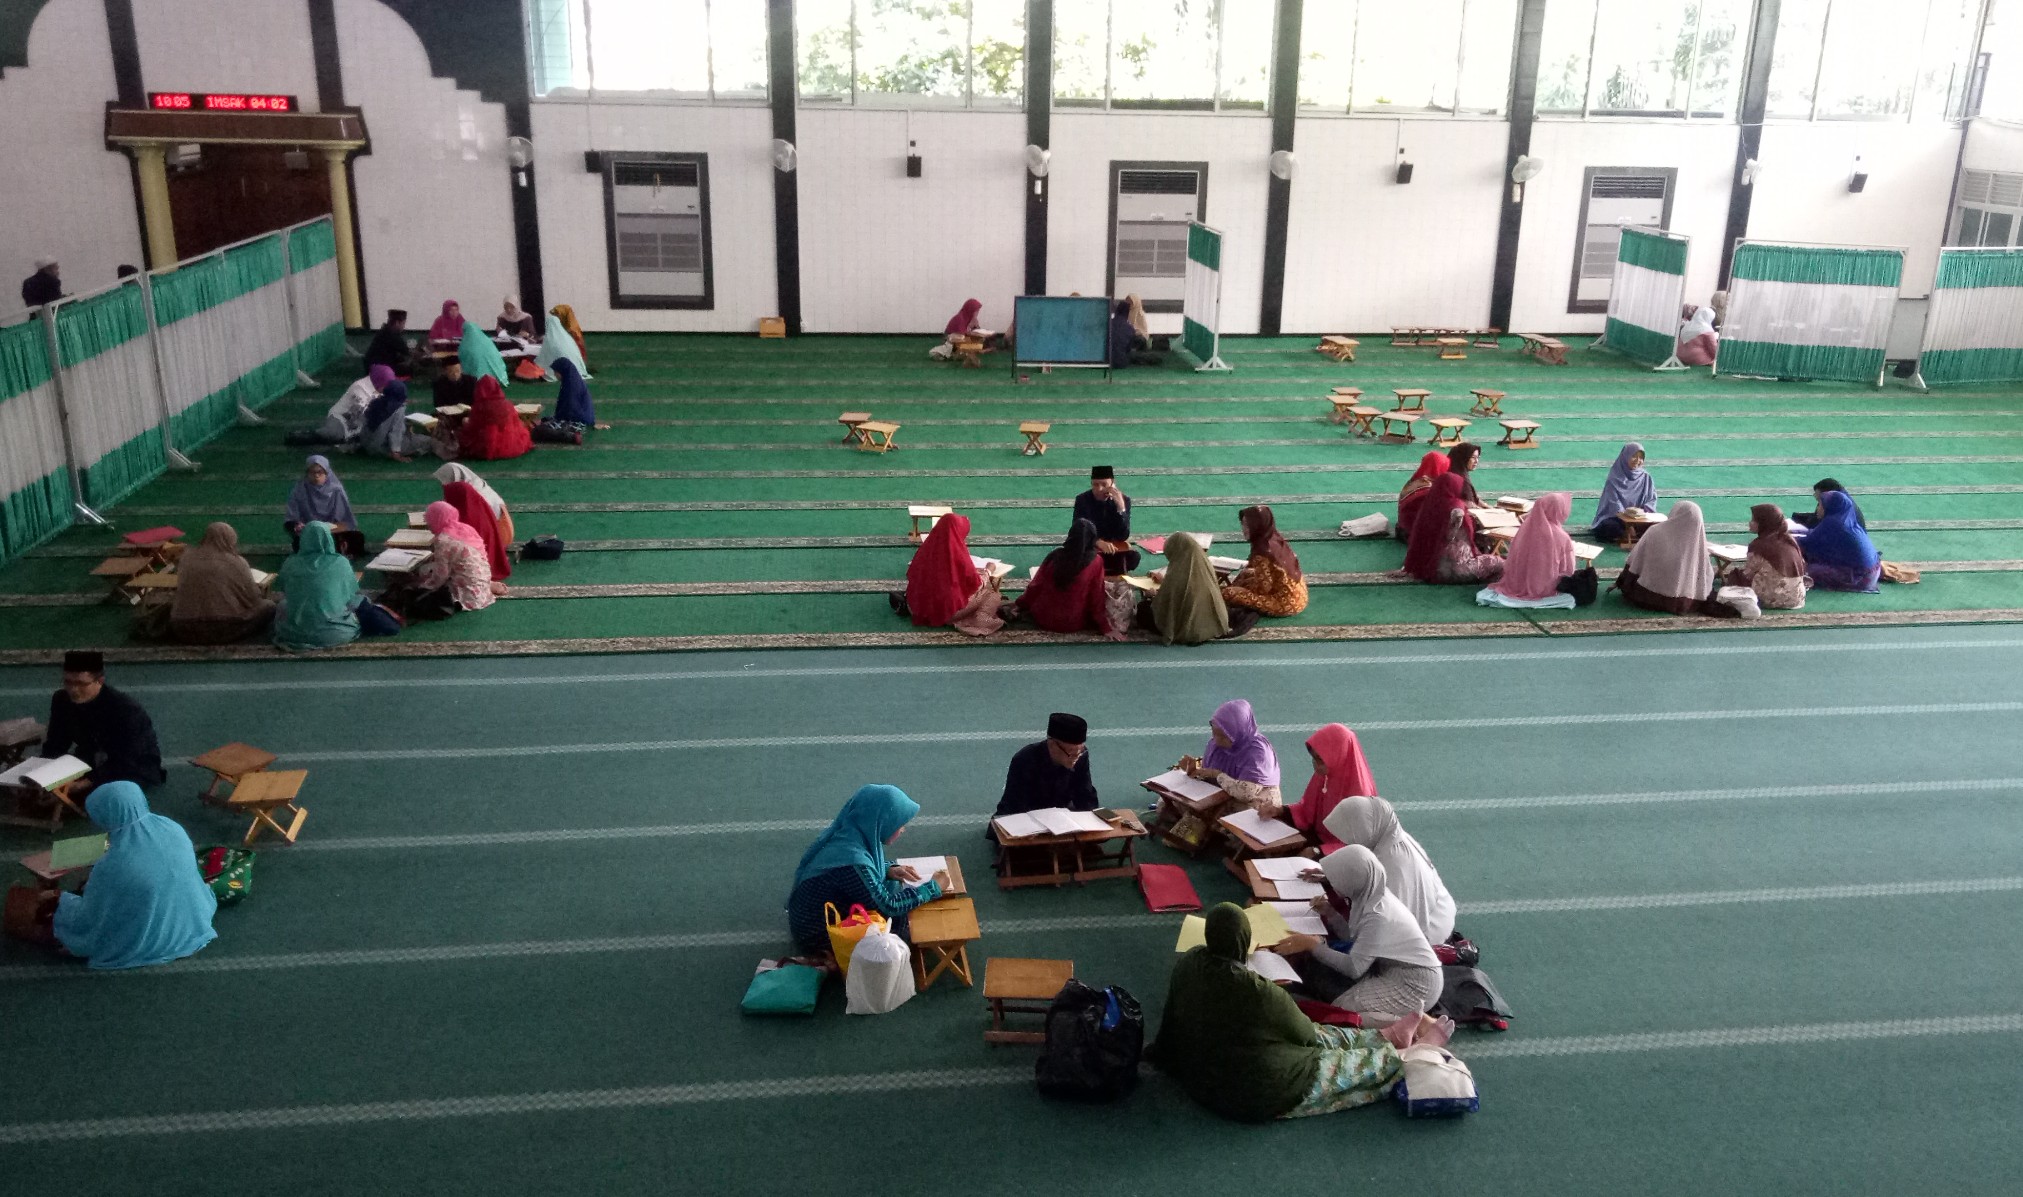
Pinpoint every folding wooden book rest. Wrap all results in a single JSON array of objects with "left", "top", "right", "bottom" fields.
[
  {"left": 189, "top": 742, "right": 279, "bottom": 803},
  {"left": 984, "top": 957, "right": 1075, "bottom": 1045},
  {"left": 837, "top": 412, "right": 873, "bottom": 444},
  {"left": 225, "top": 769, "right": 310, "bottom": 847},
  {"left": 910, "top": 895, "right": 981, "bottom": 991},
  {"left": 1018, "top": 421, "right": 1050, "bottom": 455}
]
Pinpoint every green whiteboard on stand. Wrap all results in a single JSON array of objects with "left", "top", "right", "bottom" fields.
[{"left": 1011, "top": 296, "right": 1112, "bottom": 377}]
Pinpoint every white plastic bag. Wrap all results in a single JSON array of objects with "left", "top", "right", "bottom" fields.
[
  {"left": 844, "top": 924, "right": 916, "bottom": 1015},
  {"left": 1395, "top": 1042, "right": 1478, "bottom": 1117},
  {"left": 1339, "top": 513, "right": 1390, "bottom": 538},
  {"left": 1715, "top": 585, "right": 1761, "bottom": 619}
]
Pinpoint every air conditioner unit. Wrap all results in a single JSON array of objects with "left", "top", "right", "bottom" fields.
[
  {"left": 610, "top": 158, "right": 705, "bottom": 302},
  {"left": 1112, "top": 167, "right": 1202, "bottom": 313}
]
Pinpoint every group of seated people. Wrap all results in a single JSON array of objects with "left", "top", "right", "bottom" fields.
[
  {"left": 783, "top": 704, "right": 1470, "bottom": 1121},
  {"left": 931, "top": 295, "right": 1163, "bottom": 370},
  {"left": 1391, "top": 439, "right": 1888, "bottom": 615},
  {"left": 894, "top": 467, "right": 1308, "bottom": 644}
]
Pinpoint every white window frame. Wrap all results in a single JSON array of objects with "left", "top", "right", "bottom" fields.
[{"left": 1053, "top": 0, "right": 1276, "bottom": 113}]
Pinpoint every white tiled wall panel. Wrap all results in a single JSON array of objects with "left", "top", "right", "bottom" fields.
[
  {"left": 132, "top": 0, "right": 319, "bottom": 111},
  {"left": 1750, "top": 122, "right": 1965, "bottom": 294}
]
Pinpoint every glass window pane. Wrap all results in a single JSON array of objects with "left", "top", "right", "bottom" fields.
[
  {"left": 1457, "top": 0, "right": 1516, "bottom": 113},
  {"left": 1766, "top": 0, "right": 1829, "bottom": 117},
  {"left": 588, "top": 0, "right": 710, "bottom": 93},
  {"left": 1688, "top": 0, "right": 1749, "bottom": 117},
  {"left": 527, "top": 0, "right": 588, "bottom": 95},
  {"left": 971, "top": 0, "right": 1026, "bottom": 102},
  {"left": 1953, "top": 206, "right": 1985, "bottom": 246},
  {"left": 1219, "top": 0, "right": 1275, "bottom": 108},
  {"left": 1915, "top": 0, "right": 1978, "bottom": 119},
  {"left": 1053, "top": 0, "right": 1109, "bottom": 102},
  {"left": 1588, "top": 0, "right": 1695, "bottom": 114},
  {"left": 797, "top": 0, "right": 856, "bottom": 99},
  {"left": 858, "top": 0, "right": 969, "bottom": 99},
  {"left": 1110, "top": 0, "right": 1217, "bottom": 103},
  {"left": 1353, "top": 0, "right": 1462, "bottom": 111},
  {"left": 710, "top": 0, "right": 771, "bottom": 98},
  {"left": 1987, "top": 211, "right": 2016, "bottom": 248},
  {"left": 1536, "top": 0, "right": 1598, "bottom": 112},
  {"left": 1297, "top": 0, "right": 1353, "bottom": 110},
  {"left": 1813, "top": 0, "right": 1922, "bottom": 117}
]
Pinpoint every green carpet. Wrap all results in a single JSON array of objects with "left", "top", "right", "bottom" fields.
[
  {"left": 1, "top": 627, "right": 2020, "bottom": 1194},
  {"left": 6, "top": 333, "right": 2023, "bottom": 659}
]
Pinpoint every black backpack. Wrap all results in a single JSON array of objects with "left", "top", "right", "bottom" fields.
[
  {"left": 1433, "top": 965, "right": 1514, "bottom": 1029},
  {"left": 1557, "top": 567, "right": 1599, "bottom": 606},
  {"left": 1035, "top": 980, "right": 1143, "bottom": 1101}
]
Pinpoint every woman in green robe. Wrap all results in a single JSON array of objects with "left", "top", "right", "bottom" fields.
[
  {"left": 272, "top": 522, "right": 363, "bottom": 651},
  {"left": 1149, "top": 903, "right": 1414, "bottom": 1120},
  {"left": 1151, "top": 532, "right": 1230, "bottom": 646},
  {"left": 457, "top": 319, "right": 511, "bottom": 389}
]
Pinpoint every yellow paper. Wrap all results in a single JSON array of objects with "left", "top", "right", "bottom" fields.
[
  {"left": 1174, "top": 915, "right": 1206, "bottom": 952},
  {"left": 1173, "top": 904, "right": 1294, "bottom": 953}
]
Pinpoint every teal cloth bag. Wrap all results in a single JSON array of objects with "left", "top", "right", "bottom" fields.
[{"left": 742, "top": 963, "right": 824, "bottom": 1016}]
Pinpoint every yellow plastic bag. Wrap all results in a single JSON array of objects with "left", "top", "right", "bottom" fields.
[{"left": 824, "top": 902, "right": 888, "bottom": 975}]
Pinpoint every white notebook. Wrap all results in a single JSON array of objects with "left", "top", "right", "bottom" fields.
[
  {"left": 0, "top": 755, "right": 89, "bottom": 790},
  {"left": 1270, "top": 877, "right": 1326, "bottom": 900},
  {"left": 1246, "top": 950, "right": 1301, "bottom": 985},
  {"left": 1252, "top": 856, "right": 1319, "bottom": 881},
  {"left": 895, "top": 856, "right": 948, "bottom": 890},
  {"left": 1265, "top": 901, "right": 1327, "bottom": 936},
  {"left": 1220, "top": 807, "right": 1300, "bottom": 845},
  {"left": 365, "top": 548, "right": 429, "bottom": 574},
  {"left": 1143, "top": 769, "right": 1223, "bottom": 803}
]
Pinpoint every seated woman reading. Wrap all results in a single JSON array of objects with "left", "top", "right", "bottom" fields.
[
  {"left": 928, "top": 299, "right": 992, "bottom": 359},
  {"left": 457, "top": 376, "right": 533, "bottom": 461},
  {"left": 537, "top": 314, "right": 591, "bottom": 383},
  {"left": 1277, "top": 845, "right": 1443, "bottom": 1023},
  {"left": 47, "top": 782, "right": 217, "bottom": 969},
  {"left": 1010, "top": 519, "right": 1117, "bottom": 639},
  {"left": 1801, "top": 490, "right": 1882, "bottom": 593},
  {"left": 283, "top": 455, "right": 365, "bottom": 557},
  {"left": 273, "top": 523, "right": 399, "bottom": 651},
  {"left": 1478, "top": 490, "right": 1577, "bottom": 609},
  {"left": 1149, "top": 903, "right": 1448, "bottom": 1121},
  {"left": 786, "top": 784, "right": 948, "bottom": 956},
  {"left": 436, "top": 463, "right": 514, "bottom": 544},
  {"left": 1793, "top": 478, "right": 1866, "bottom": 530},
  {"left": 1398, "top": 474, "right": 1503, "bottom": 585},
  {"left": 458, "top": 318, "right": 512, "bottom": 388},
  {"left": 1151, "top": 532, "right": 1232, "bottom": 645},
  {"left": 1615, "top": 500, "right": 1735, "bottom": 618},
  {"left": 428, "top": 300, "right": 466, "bottom": 349},
  {"left": 1590, "top": 442, "right": 1656, "bottom": 543},
  {"left": 897, "top": 513, "right": 1002, "bottom": 636},
  {"left": 551, "top": 304, "right": 590, "bottom": 372},
  {"left": 441, "top": 479, "right": 513, "bottom": 581},
  {"left": 384, "top": 502, "right": 503, "bottom": 620},
  {"left": 1323, "top": 796, "right": 1456, "bottom": 945},
  {"left": 1727, "top": 503, "right": 1809, "bottom": 610},
  {"left": 1272, "top": 723, "right": 1377, "bottom": 852},
  {"left": 168, "top": 522, "right": 275, "bottom": 645},
  {"left": 1393, "top": 452, "right": 1450, "bottom": 543},
  {"left": 1221, "top": 504, "right": 1307, "bottom": 617},
  {"left": 1446, "top": 442, "right": 1484, "bottom": 506},
  {"left": 1174, "top": 699, "right": 1281, "bottom": 814},
  {"left": 495, "top": 295, "right": 538, "bottom": 340},
  {"left": 357, "top": 378, "right": 420, "bottom": 462}
]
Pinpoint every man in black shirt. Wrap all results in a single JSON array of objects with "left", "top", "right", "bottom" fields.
[
  {"left": 993, "top": 713, "right": 1099, "bottom": 834},
  {"left": 363, "top": 309, "right": 415, "bottom": 375},
  {"left": 41, "top": 651, "right": 165, "bottom": 792},
  {"left": 20, "top": 257, "right": 62, "bottom": 309},
  {"left": 1071, "top": 465, "right": 1140, "bottom": 574},
  {"left": 431, "top": 358, "right": 477, "bottom": 410}
]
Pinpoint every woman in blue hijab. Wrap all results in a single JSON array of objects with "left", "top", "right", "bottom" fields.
[
  {"left": 1590, "top": 442, "right": 1657, "bottom": 542},
  {"left": 283, "top": 455, "right": 364, "bottom": 556},
  {"left": 358, "top": 379, "right": 418, "bottom": 462},
  {"left": 551, "top": 358, "right": 595, "bottom": 427},
  {"left": 786, "top": 784, "right": 947, "bottom": 955},
  {"left": 1801, "top": 490, "right": 1882, "bottom": 593},
  {"left": 53, "top": 782, "right": 217, "bottom": 969}
]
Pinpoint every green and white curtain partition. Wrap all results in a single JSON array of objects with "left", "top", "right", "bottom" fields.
[
  {"left": 1718, "top": 242, "right": 1905, "bottom": 384},
  {"left": 1601, "top": 227, "right": 1690, "bottom": 369},
  {"left": 152, "top": 233, "right": 298, "bottom": 449},
  {"left": 1181, "top": 222, "right": 1230, "bottom": 372},
  {"left": 1914, "top": 248, "right": 2023, "bottom": 387},
  {"left": 54, "top": 283, "right": 167, "bottom": 510},
  {"left": 0, "top": 320, "right": 71, "bottom": 566},
  {"left": 285, "top": 217, "right": 345, "bottom": 371}
]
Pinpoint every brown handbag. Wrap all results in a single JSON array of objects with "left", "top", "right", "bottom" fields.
[{"left": 3, "top": 885, "right": 57, "bottom": 945}]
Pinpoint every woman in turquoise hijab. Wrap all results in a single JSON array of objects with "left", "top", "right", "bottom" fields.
[
  {"left": 53, "top": 782, "right": 217, "bottom": 969},
  {"left": 786, "top": 784, "right": 948, "bottom": 955},
  {"left": 273, "top": 521, "right": 363, "bottom": 651},
  {"left": 458, "top": 319, "right": 510, "bottom": 388}
]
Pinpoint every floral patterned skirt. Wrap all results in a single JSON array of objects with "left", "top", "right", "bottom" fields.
[{"left": 1280, "top": 1025, "right": 1403, "bottom": 1119}]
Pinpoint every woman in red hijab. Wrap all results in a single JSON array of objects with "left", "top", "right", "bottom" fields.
[
  {"left": 442, "top": 479, "right": 512, "bottom": 579},
  {"left": 1398, "top": 474, "right": 1503, "bottom": 585},
  {"left": 945, "top": 299, "right": 983, "bottom": 338},
  {"left": 1394, "top": 452, "right": 1450, "bottom": 542},
  {"left": 1271, "top": 723, "right": 1378, "bottom": 853},
  {"left": 456, "top": 375, "right": 532, "bottom": 461},
  {"left": 900, "top": 514, "right": 1002, "bottom": 636}
]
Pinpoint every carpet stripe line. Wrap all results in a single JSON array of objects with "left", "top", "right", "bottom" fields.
[
  {"left": 0, "top": 1015, "right": 2016, "bottom": 1141},
  {"left": 238, "top": 702, "right": 2023, "bottom": 762},
  {"left": 7, "top": 636, "right": 2022, "bottom": 697},
  {"left": 2, "top": 879, "right": 2012, "bottom": 985}
]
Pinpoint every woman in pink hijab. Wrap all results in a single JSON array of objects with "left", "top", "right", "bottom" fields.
[
  {"left": 428, "top": 300, "right": 464, "bottom": 345},
  {"left": 1486, "top": 491, "right": 1577, "bottom": 603},
  {"left": 944, "top": 299, "right": 983, "bottom": 338},
  {"left": 1272, "top": 723, "right": 1379, "bottom": 853}
]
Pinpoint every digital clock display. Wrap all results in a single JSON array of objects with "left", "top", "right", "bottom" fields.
[{"left": 148, "top": 92, "right": 296, "bottom": 113}]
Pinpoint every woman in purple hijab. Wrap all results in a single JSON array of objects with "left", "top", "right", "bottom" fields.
[{"left": 1178, "top": 699, "right": 1284, "bottom": 813}]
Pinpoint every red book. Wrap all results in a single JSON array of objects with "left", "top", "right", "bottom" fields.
[
  {"left": 1296, "top": 999, "right": 1362, "bottom": 1028},
  {"left": 122, "top": 526, "right": 184, "bottom": 547},
  {"left": 1137, "top": 863, "right": 1201, "bottom": 913}
]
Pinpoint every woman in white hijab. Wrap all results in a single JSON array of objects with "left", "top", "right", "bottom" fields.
[
  {"left": 535, "top": 311, "right": 590, "bottom": 381},
  {"left": 1616, "top": 500, "right": 1736, "bottom": 618},
  {"left": 1677, "top": 303, "right": 1718, "bottom": 367},
  {"left": 1276, "top": 845, "right": 1442, "bottom": 1023},
  {"left": 434, "top": 463, "right": 513, "bottom": 543},
  {"left": 1323, "top": 796, "right": 1456, "bottom": 944}
]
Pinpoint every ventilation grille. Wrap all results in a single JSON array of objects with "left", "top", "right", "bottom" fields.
[
  {"left": 616, "top": 214, "right": 703, "bottom": 273},
  {"left": 1118, "top": 169, "right": 1199, "bottom": 195},
  {"left": 1960, "top": 170, "right": 2023, "bottom": 208},
  {"left": 1115, "top": 222, "right": 1190, "bottom": 278},
  {"left": 1588, "top": 175, "right": 1669, "bottom": 199},
  {"left": 614, "top": 160, "right": 700, "bottom": 189}
]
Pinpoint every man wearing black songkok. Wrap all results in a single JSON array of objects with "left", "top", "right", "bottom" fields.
[
  {"left": 992, "top": 713, "right": 1099, "bottom": 837},
  {"left": 1072, "top": 466, "right": 1140, "bottom": 575},
  {"left": 40, "top": 651, "right": 165, "bottom": 792}
]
